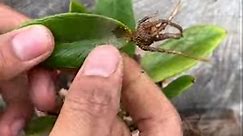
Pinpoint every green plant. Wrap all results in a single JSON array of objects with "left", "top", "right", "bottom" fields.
[{"left": 22, "top": 0, "right": 226, "bottom": 135}]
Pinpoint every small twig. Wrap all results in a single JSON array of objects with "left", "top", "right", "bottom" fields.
[
  {"left": 168, "top": 0, "right": 181, "bottom": 21},
  {"left": 160, "top": 0, "right": 181, "bottom": 30}
]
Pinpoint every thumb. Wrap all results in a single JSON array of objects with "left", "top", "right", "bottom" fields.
[
  {"left": 51, "top": 45, "right": 123, "bottom": 136},
  {"left": 0, "top": 25, "right": 54, "bottom": 80}
]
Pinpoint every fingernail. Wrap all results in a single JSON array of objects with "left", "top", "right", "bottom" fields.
[
  {"left": 12, "top": 25, "right": 54, "bottom": 61},
  {"left": 11, "top": 119, "right": 25, "bottom": 136},
  {"left": 82, "top": 45, "right": 120, "bottom": 77}
]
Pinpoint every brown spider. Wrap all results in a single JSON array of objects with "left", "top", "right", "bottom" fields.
[
  {"left": 131, "top": 1, "right": 208, "bottom": 62},
  {"left": 132, "top": 16, "right": 183, "bottom": 50}
]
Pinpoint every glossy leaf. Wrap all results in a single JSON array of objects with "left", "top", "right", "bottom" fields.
[
  {"left": 94, "top": 0, "right": 136, "bottom": 55},
  {"left": 69, "top": 0, "right": 87, "bottom": 13},
  {"left": 94, "top": 0, "right": 135, "bottom": 30},
  {"left": 25, "top": 116, "right": 56, "bottom": 136},
  {"left": 163, "top": 75, "right": 195, "bottom": 99},
  {"left": 21, "top": 13, "right": 131, "bottom": 68},
  {"left": 141, "top": 25, "right": 227, "bottom": 82}
]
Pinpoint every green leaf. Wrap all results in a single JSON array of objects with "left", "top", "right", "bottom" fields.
[
  {"left": 21, "top": 13, "right": 131, "bottom": 69},
  {"left": 141, "top": 25, "right": 227, "bottom": 82},
  {"left": 94, "top": 0, "right": 136, "bottom": 55},
  {"left": 120, "top": 42, "right": 136, "bottom": 56},
  {"left": 94, "top": 0, "right": 135, "bottom": 30},
  {"left": 69, "top": 0, "right": 87, "bottom": 13},
  {"left": 25, "top": 116, "right": 56, "bottom": 136},
  {"left": 163, "top": 75, "right": 195, "bottom": 99}
]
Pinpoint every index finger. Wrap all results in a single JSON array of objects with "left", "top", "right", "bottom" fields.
[
  {"left": 121, "top": 54, "right": 182, "bottom": 136},
  {"left": 0, "top": 4, "right": 28, "bottom": 33}
]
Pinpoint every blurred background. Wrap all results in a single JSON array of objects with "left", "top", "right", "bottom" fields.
[{"left": 1, "top": 0, "right": 242, "bottom": 135}]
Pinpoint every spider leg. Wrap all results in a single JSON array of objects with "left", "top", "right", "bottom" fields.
[
  {"left": 139, "top": 46, "right": 209, "bottom": 62},
  {"left": 138, "top": 11, "right": 159, "bottom": 25},
  {"left": 138, "top": 16, "right": 151, "bottom": 25},
  {"left": 149, "top": 19, "right": 171, "bottom": 37},
  {"left": 157, "top": 19, "right": 171, "bottom": 31},
  {"left": 156, "top": 19, "right": 183, "bottom": 33},
  {"left": 154, "top": 33, "right": 183, "bottom": 41},
  {"left": 141, "top": 20, "right": 164, "bottom": 29},
  {"left": 168, "top": 22, "right": 183, "bottom": 34}
]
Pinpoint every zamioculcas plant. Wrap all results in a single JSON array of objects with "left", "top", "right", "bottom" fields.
[{"left": 22, "top": 0, "right": 226, "bottom": 135}]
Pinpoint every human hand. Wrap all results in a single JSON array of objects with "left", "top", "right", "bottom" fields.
[
  {"left": 0, "top": 4, "right": 182, "bottom": 136},
  {"left": 50, "top": 45, "right": 182, "bottom": 136},
  {"left": 0, "top": 4, "right": 57, "bottom": 135}
]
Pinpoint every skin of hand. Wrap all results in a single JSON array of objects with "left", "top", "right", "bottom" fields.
[
  {"left": 0, "top": 4, "right": 57, "bottom": 136},
  {"left": 0, "top": 3, "right": 182, "bottom": 136},
  {"left": 50, "top": 46, "right": 183, "bottom": 136}
]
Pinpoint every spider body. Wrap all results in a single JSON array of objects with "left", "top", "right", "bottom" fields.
[
  {"left": 130, "top": 17, "right": 208, "bottom": 62},
  {"left": 132, "top": 17, "right": 183, "bottom": 51},
  {"left": 129, "top": 0, "right": 208, "bottom": 62}
]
